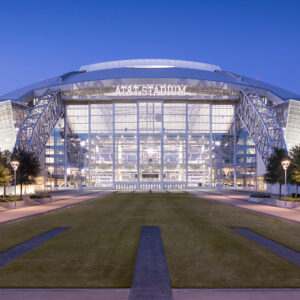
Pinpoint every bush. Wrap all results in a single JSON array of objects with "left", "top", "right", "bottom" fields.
[
  {"left": 0, "top": 196, "right": 23, "bottom": 202},
  {"left": 30, "top": 193, "right": 51, "bottom": 199},
  {"left": 279, "top": 197, "right": 300, "bottom": 202},
  {"left": 292, "top": 193, "right": 300, "bottom": 198},
  {"left": 250, "top": 193, "right": 271, "bottom": 198}
]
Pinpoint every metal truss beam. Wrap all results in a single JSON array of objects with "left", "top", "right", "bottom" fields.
[
  {"left": 15, "top": 89, "right": 64, "bottom": 158},
  {"left": 237, "top": 89, "right": 287, "bottom": 166}
]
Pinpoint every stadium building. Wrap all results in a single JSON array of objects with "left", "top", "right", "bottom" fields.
[{"left": 0, "top": 59, "right": 299, "bottom": 191}]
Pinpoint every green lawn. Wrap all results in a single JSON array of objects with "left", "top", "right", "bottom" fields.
[{"left": 0, "top": 192, "right": 300, "bottom": 288}]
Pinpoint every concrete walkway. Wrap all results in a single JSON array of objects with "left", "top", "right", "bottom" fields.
[
  {"left": 1, "top": 289, "right": 300, "bottom": 299},
  {"left": 0, "top": 191, "right": 110, "bottom": 225},
  {"left": 190, "top": 190, "right": 300, "bottom": 224}
]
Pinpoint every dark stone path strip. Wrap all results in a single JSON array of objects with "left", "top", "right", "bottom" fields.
[
  {"left": 128, "top": 226, "right": 173, "bottom": 300},
  {"left": 0, "top": 227, "right": 70, "bottom": 268},
  {"left": 233, "top": 228, "right": 300, "bottom": 267}
]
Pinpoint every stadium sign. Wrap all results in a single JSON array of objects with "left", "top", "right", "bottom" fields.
[{"left": 115, "top": 84, "right": 187, "bottom": 96}]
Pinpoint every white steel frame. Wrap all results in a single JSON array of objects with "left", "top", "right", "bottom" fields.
[
  {"left": 237, "top": 89, "right": 287, "bottom": 166},
  {"left": 15, "top": 89, "right": 64, "bottom": 158}
]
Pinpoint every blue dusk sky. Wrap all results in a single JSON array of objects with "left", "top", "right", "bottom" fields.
[{"left": 0, "top": 0, "right": 299, "bottom": 96}]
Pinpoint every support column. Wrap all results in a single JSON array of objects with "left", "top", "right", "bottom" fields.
[
  {"left": 161, "top": 102, "right": 164, "bottom": 189},
  {"left": 185, "top": 103, "right": 189, "bottom": 189},
  {"left": 112, "top": 103, "right": 115, "bottom": 189},
  {"left": 64, "top": 105, "right": 68, "bottom": 188},
  {"left": 209, "top": 103, "right": 213, "bottom": 187},
  {"left": 233, "top": 105, "right": 237, "bottom": 188},
  {"left": 88, "top": 103, "right": 91, "bottom": 187},
  {"left": 137, "top": 102, "right": 140, "bottom": 190}
]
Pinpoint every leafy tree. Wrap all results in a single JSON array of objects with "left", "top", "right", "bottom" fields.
[
  {"left": 0, "top": 150, "right": 13, "bottom": 197},
  {"left": 289, "top": 145, "right": 300, "bottom": 198},
  {"left": 0, "top": 150, "right": 12, "bottom": 168},
  {"left": 263, "top": 147, "right": 289, "bottom": 198},
  {"left": 12, "top": 149, "right": 41, "bottom": 196},
  {"left": 0, "top": 164, "right": 12, "bottom": 197}
]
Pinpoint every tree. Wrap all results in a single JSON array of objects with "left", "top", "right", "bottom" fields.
[
  {"left": 12, "top": 149, "right": 41, "bottom": 197},
  {"left": 0, "top": 150, "right": 13, "bottom": 197},
  {"left": 0, "top": 164, "right": 12, "bottom": 197},
  {"left": 263, "top": 147, "right": 289, "bottom": 198},
  {"left": 289, "top": 145, "right": 300, "bottom": 198}
]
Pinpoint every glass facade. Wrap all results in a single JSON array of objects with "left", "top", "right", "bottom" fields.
[{"left": 44, "top": 101, "right": 257, "bottom": 190}]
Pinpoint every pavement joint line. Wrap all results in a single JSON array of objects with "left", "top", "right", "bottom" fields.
[
  {"left": 128, "top": 226, "right": 173, "bottom": 300},
  {"left": 0, "top": 227, "right": 70, "bottom": 269},
  {"left": 233, "top": 228, "right": 300, "bottom": 267},
  {"left": 0, "top": 192, "right": 112, "bottom": 226},
  {"left": 189, "top": 191, "right": 300, "bottom": 225}
]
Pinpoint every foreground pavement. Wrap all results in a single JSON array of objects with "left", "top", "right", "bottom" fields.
[
  {"left": 190, "top": 190, "right": 300, "bottom": 224},
  {"left": 1, "top": 289, "right": 300, "bottom": 300},
  {"left": 0, "top": 190, "right": 110, "bottom": 225}
]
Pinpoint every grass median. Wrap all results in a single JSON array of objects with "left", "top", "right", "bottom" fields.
[{"left": 0, "top": 192, "right": 299, "bottom": 288}]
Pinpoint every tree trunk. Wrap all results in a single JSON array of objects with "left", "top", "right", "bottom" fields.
[
  {"left": 20, "top": 183, "right": 23, "bottom": 197},
  {"left": 296, "top": 184, "right": 298, "bottom": 198},
  {"left": 279, "top": 183, "right": 282, "bottom": 199},
  {"left": 3, "top": 186, "right": 6, "bottom": 197}
]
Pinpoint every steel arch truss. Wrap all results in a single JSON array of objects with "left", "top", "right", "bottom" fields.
[
  {"left": 237, "top": 89, "right": 287, "bottom": 166},
  {"left": 15, "top": 89, "right": 64, "bottom": 158}
]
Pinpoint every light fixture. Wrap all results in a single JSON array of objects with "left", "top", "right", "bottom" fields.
[{"left": 10, "top": 160, "right": 19, "bottom": 209}]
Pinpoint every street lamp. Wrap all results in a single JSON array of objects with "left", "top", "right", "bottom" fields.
[
  {"left": 10, "top": 160, "right": 19, "bottom": 209},
  {"left": 80, "top": 141, "right": 85, "bottom": 191},
  {"left": 281, "top": 159, "right": 290, "bottom": 208},
  {"left": 48, "top": 166, "right": 54, "bottom": 191},
  {"left": 247, "top": 168, "right": 252, "bottom": 196}
]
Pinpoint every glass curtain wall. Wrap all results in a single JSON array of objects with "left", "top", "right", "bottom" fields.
[{"left": 45, "top": 101, "right": 257, "bottom": 190}]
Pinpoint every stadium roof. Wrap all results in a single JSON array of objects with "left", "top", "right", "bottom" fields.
[{"left": 1, "top": 59, "right": 300, "bottom": 101}]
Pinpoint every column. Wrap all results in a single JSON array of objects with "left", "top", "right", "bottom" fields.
[
  {"left": 88, "top": 103, "right": 91, "bottom": 187},
  {"left": 209, "top": 103, "right": 213, "bottom": 187},
  {"left": 112, "top": 103, "right": 115, "bottom": 189},
  {"left": 137, "top": 102, "right": 140, "bottom": 189},
  {"left": 233, "top": 105, "right": 237, "bottom": 188},
  {"left": 185, "top": 103, "right": 189, "bottom": 189},
  {"left": 161, "top": 102, "right": 164, "bottom": 189},
  {"left": 64, "top": 105, "right": 68, "bottom": 188}
]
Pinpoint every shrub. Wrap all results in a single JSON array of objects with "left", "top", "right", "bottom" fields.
[
  {"left": 30, "top": 193, "right": 51, "bottom": 199},
  {"left": 279, "top": 197, "right": 300, "bottom": 202},
  {"left": 250, "top": 193, "right": 271, "bottom": 198},
  {"left": 0, "top": 196, "right": 23, "bottom": 202}
]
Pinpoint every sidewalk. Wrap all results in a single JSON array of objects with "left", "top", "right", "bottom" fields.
[
  {"left": 0, "top": 190, "right": 110, "bottom": 225},
  {"left": 190, "top": 190, "right": 300, "bottom": 224},
  {"left": 1, "top": 288, "right": 300, "bottom": 300}
]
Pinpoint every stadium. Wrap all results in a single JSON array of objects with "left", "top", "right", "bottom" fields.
[{"left": 0, "top": 59, "right": 299, "bottom": 191}]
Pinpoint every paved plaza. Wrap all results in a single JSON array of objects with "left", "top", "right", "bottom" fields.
[{"left": 190, "top": 190, "right": 300, "bottom": 224}]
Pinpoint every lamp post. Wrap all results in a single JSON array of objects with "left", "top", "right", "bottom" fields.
[
  {"left": 10, "top": 160, "right": 19, "bottom": 209},
  {"left": 48, "top": 166, "right": 54, "bottom": 191},
  {"left": 247, "top": 168, "right": 251, "bottom": 196},
  {"left": 281, "top": 159, "right": 290, "bottom": 208},
  {"left": 80, "top": 141, "right": 85, "bottom": 192}
]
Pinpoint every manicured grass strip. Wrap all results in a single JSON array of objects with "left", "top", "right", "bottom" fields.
[
  {"left": 129, "top": 226, "right": 173, "bottom": 300},
  {"left": 233, "top": 228, "right": 300, "bottom": 267},
  {"left": 0, "top": 228, "right": 69, "bottom": 268}
]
